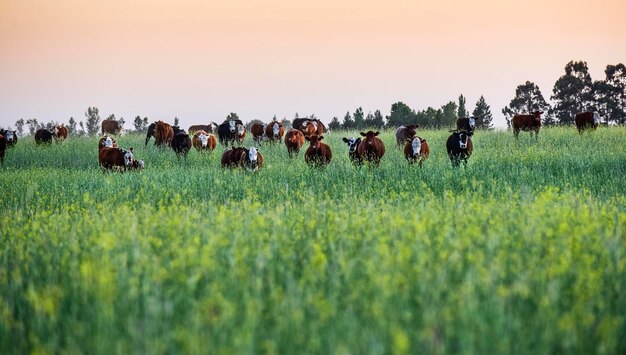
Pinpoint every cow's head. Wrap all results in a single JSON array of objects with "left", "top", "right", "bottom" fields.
[
  {"left": 306, "top": 135, "right": 323, "bottom": 150},
  {"left": 272, "top": 122, "right": 281, "bottom": 136},
  {"left": 4, "top": 130, "right": 15, "bottom": 142},
  {"left": 198, "top": 133, "right": 208, "bottom": 147},
  {"left": 468, "top": 117, "right": 476, "bottom": 128},
  {"left": 360, "top": 131, "right": 380, "bottom": 146},
  {"left": 132, "top": 159, "right": 144, "bottom": 170},
  {"left": 236, "top": 123, "right": 245, "bottom": 136},
  {"left": 532, "top": 111, "right": 543, "bottom": 122},
  {"left": 409, "top": 136, "right": 422, "bottom": 156},
  {"left": 458, "top": 132, "right": 469, "bottom": 149},
  {"left": 342, "top": 137, "right": 361, "bottom": 153},
  {"left": 246, "top": 147, "right": 259, "bottom": 171},
  {"left": 102, "top": 136, "right": 114, "bottom": 148},
  {"left": 123, "top": 148, "right": 134, "bottom": 166},
  {"left": 228, "top": 120, "right": 236, "bottom": 133}
]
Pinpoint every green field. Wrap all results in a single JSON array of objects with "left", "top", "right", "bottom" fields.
[{"left": 1, "top": 127, "right": 625, "bottom": 354}]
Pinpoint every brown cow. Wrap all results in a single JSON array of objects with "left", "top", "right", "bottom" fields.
[
  {"left": 305, "top": 135, "right": 332, "bottom": 167},
  {"left": 395, "top": 125, "right": 418, "bottom": 147},
  {"left": 251, "top": 123, "right": 267, "bottom": 145},
  {"left": 188, "top": 123, "right": 218, "bottom": 135},
  {"left": 512, "top": 111, "right": 543, "bottom": 140},
  {"left": 221, "top": 147, "right": 263, "bottom": 171},
  {"left": 99, "top": 147, "right": 144, "bottom": 171},
  {"left": 284, "top": 129, "right": 305, "bottom": 157},
  {"left": 192, "top": 130, "right": 216, "bottom": 153},
  {"left": 404, "top": 136, "right": 430, "bottom": 167},
  {"left": 575, "top": 111, "right": 600, "bottom": 133},
  {"left": 53, "top": 125, "right": 68, "bottom": 142},
  {"left": 235, "top": 122, "right": 246, "bottom": 145},
  {"left": 98, "top": 135, "right": 118, "bottom": 152},
  {"left": 265, "top": 120, "right": 284, "bottom": 144},
  {"left": 0, "top": 134, "right": 6, "bottom": 165},
  {"left": 101, "top": 119, "right": 123, "bottom": 135},
  {"left": 357, "top": 131, "right": 385, "bottom": 166},
  {"left": 154, "top": 121, "right": 174, "bottom": 147}
]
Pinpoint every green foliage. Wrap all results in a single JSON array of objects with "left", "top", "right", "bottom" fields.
[
  {"left": 595, "top": 63, "right": 626, "bottom": 124},
  {"left": 341, "top": 111, "right": 354, "bottom": 129},
  {"left": 550, "top": 61, "right": 595, "bottom": 124},
  {"left": 472, "top": 95, "right": 494, "bottom": 130},
  {"left": 85, "top": 107, "right": 101, "bottom": 136},
  {"left": 329, "top": 116, "right": 341, "bottom": 130},
  {"left": 1, "top": 128, "right": 625, "bottom": 354},
  {"left": 458, "top": 94, "right": 468, "bottom": 118},
  {"left": 385, "top": 102, "right": 416, "bottom": 127},
  {"left": 502, "top": 81, "right": 552, "bottom": 127}
]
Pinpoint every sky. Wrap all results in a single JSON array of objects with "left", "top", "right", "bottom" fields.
[{"left": 1, "top": 0, "right": 625, "bottom": 130}]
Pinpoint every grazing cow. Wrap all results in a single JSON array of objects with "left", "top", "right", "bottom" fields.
[
  {"left": 404, "top": 136, "right": 430, "bottom": 167},
  {"left": 395, "top": 125, "right": 419, "bottom": 147},
  {"left": 456, "top": 117, "right": 476, "bottom": 135},
  {"left": 512, "top": 111, "right": 543, "bottom": 140},
  {"left": 305, "top": 135, "right": 332, "bottom": 167},
  {"left": 99, "top": 147, "right": 144, "bottom": 171},
  {"left": 0, "top": 134, "right": 6, "bottom": 165},
  {"left": 357, "top": 131, "right": 385, "bottom": 166},
  {"left": 446, "top": 131, "right": 473, "bottom": 168},
  {"left": 251, "top": 122, "right": 267, "bottom": 145},
  {"left": 216, "top": 119, "right": 245, "bottom": 146},
  {"left": 98, "top": 135, "right": 118, "bottom": 152},
  {"left": 265, "top": 120, "right": 284, "bottom": 144},
  {"left": 575, "top": 111, "right": 600, "bottom": 133},
  {"left": 171, "top": 126, "right": 192, "bottom": 160},
  {"left": 221, "top": 147, "right": 264, "bottom": 171},
  {"left": 284, "top": 129, "right": 305, "bottom": 157},
  {"left": 188, "top": 123, "right": 218, "bottom": 135},
  {"left": 293, "top": 118, "right": 325, "bottom": 137},
  {"left": 192, "top": 130, "right": 217, "bottom": 153},
  {"left": 35, "top": 129, "right": 53, "bottom": 145},
  {"left": 145, "top": 122, "right": 156, "bottom": 146},
  {"left": 53, "top": 125, "right": 68, "bottom": 142},
  {"left": 154, "top": 121, "right": 174, "bottom": 147},
  {"left": 101, "top": 119, "right": 123, "bottom": 135},
  {"left": 0, "top": 129, "right": 17, "bottom": 147},
  {"left": 342, "top": 137, "right": 362, "bottom": 165}
]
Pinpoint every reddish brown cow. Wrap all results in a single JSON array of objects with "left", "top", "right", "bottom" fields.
[
  {"left": 98, "top": 135, "right": 118, "bottom": 152},
  {"left": 53, "top": 125, "right": 68, "bottom": 142},
  {"left": 575, "top": 112, "right": 600, "bottom": 133},
  {"left": 192, "top": 130, "right": 216, "bottom": 153},
  {"left": 265, "top": 120, "right": 284, "bottom": 144},
  {"left": 101, "top": 120, "right": 123, "bottom": 135},
  {"left": 357, "top": 131, "right": 385, "bottom": 166},
  {"left": 305, "top": 135, "right": 332, "bottom": 167},
  {"left": 512, "top": 111, "right": 543, "bottom": 140},
  {"left": 154, "top": 121, "right": 174, "bottom": 147},
  {"left": 99, "top": 147, "right": 144, "bottom": 171},
  {"left": 284, "top": 129, "right": 305, "bottom": 157},
  {"left": 395, "top": 125, "right": 418, "bottom": 147},
  {"left": 188, "top": 123, "right": 218, "bottom": 135},
  {"left": 302, "top": 120, "right": 318, "bottom": 137},
  {"left": 0, "top": 134, "right": 6, "bottom": 165},
  {"left": 251, "top": 123, "right": 266, "bottom": 145},
  {"left": 221, "top": 147, "right": 263, "bottom": 171},
  {"left": 404, "top": 136, "right": 430, "bottom": 167}
]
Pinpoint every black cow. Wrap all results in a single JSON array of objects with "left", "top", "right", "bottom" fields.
[
  {"left": 35, "top": 129, "right": 53, "bottom": 145},
  {"left": 145, "top": 122, "right": 156, "bottom": 146},
  {"left": 446, "top": 131, "right": 473, "bottom": 168},
  {"left": 0, "top": 129, "right": 17, "bottom": 147},
  {"left": 216, "top": 119, "right": 244, "bottom": 146},
  {"left": 171, "top": 126, "right": 192, "bottom": 160},
  {"left": 342, "top": 137, "right": 362, "bottom": 165}
]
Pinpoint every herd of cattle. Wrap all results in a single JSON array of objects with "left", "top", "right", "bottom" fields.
[{"left": 0, "top": 110, "right": 607, "bottom": 169}]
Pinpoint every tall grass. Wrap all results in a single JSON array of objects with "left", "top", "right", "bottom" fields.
[{"left": 1, "top": 127, "right": 625, "bottom": 354}]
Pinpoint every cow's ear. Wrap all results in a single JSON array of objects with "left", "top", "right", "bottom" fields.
[
  {"left": 374, "top": 131, "right": 380, "bottom": 136},
  {"left": 360, "top": 132, "right": 366, "bottom": 137},
  {"left": 342, "top": 137, "right": 349, "bottom": 142},
  {"left": 130, "top": 147, "right": 134, "bottom": 153},
  {"left": 319, "top": 136, "right": 324, "bottom": 140},
  {"left": 305, "top": 136, "right": 311, "bottom": 141}
]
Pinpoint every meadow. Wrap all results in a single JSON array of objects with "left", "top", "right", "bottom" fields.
[{"left": 1, "top": 127, "right": 625, "bottom": 354}]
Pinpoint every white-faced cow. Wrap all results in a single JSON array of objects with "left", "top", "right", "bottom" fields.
[
  {"left": 446, "top": 131, "right": 473, "bottom": 168},
  {"left": 221, "top": 146, "right": 263, "bottom": 171},
  {"left": 0, "top": 129, "right": 17, "bottom": 148},
  {"left": 99, "top": 147, "right": 144, "bottom": 171},
  {"left": 342, "top": 137, "right": 362, "bottom": 165},
  {"left": 404, "top": 136, "right": 430, "bottom": 167}
]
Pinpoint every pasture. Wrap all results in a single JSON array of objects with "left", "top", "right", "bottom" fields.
[{"left": 1, "top": 127, "right": 625, "bottom": 354}]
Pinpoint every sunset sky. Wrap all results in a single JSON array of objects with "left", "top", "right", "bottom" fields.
[{"left": 1, "top": 0, "right": 624, "bottom": 129}]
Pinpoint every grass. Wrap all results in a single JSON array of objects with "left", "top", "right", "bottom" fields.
[{"left": 1, "top": 127, "right": 625, "bottom": 354}]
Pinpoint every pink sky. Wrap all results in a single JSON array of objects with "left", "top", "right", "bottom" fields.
[{"left": 1, "top": 0, "right": 624, "bottom": 129}]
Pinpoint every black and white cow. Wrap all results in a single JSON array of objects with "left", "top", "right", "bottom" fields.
[{"left": 342, "top": 137, "right": 362, "bottom": 165}]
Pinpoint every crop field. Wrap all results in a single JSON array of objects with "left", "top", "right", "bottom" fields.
[{"left": 1, "top": 127, "right": 625, "bottom": 354}]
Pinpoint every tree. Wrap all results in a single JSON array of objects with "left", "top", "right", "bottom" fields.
[
  {"left": 353, "top": 107, "right": 365, "bottom": 129},
  {"left": 85, "top": 107, "right": 100, "bottom": 136},
  {"left": 226, "top": 112, "right": 239, "bottom": 121},
  {"left": 372, "top": 110, "right": 385, "bottom": 129},
  {"left": 550, "top": 61, "right": 595, "bottom": 124},
  {"left": 440, "top": 101, "right": 458, "bottom": 128},
  {"left": 472, "top": 96, "right": 494, "bottom": 129},
  {"left": 329, "top": 116, "right": 341, "bottom": 130},
  {"left": 385, "top": 102, "right": 416, "bottom": 127},
  {"left": 458, "top": 94, "right": 468, "bottom": 118},
  {"left": 281, "top": 117, "right": 292, "bottom": 130},
  {"left": 15, "top": 119, "right": 25, "bottom": 136},
  {"left": 341, "top": 111, "right": 354, "bottom": 130},
  {"left": 26, "top": 119, "right": 39, "bottom": 135},
  {"left": 595, "top": 63, "right": 626, "bottom": 124},
  {"left": 174, "top": 117, "right": 179, "bottom": 127},
  {"left": 79, "top": 121, "right": 85, "bottom": 136},
  {"left": 68, "top": 117, "right": 78, "bottom": 135},
  {"left": 133, "top": 115, "right": 149, "bottom": 132},
  {"left": 502, "top": 81, "right": 552, "bottom": 125}
]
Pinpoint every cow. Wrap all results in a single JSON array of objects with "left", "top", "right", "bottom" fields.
[
  {"left": 0, "top": 129, "right": 17, "bottom": 147},
  {"left": 216, "top": 119, "right": 245, "bottom": 146},
  {"left": 512, "top": 111, "right": 543, "bottom": 140},
  {"left": 35, "top": 129, "right": 53, "bottom": 145},
  {"left": 99, "top": 147, "right": 144, "bottom": 171},
  {"left": 145, "top": 122, "right": 156, "bottom": 146},
  {"left": 101, "top": 119, "right": 123, "bottom": 135},
  {"left": 171, "top": 126, "right": 192, "bottom": 160},
  {"left": 342, "top": 137, "right": 362, "bottom": 165},
  {"left": 53, "top": 125, "right": 68, "bottom": 142},
  {"left": 188, "top": 123, "right": 218, "bottom": 135},
  {"left": 154, "top": 121, "right": 174, "bottom": 147},
  {"left": 404, "top": 136, "right": 430, "bottom": 167},
  {"left": 293, "top": 118, "right": 326, "bottom": 137},
  {"left": 456, "top": 117, "right": 476, "bottom": 135},
  {"left": 446, "top": 131, "right": 473, "bottom": 168},
  {"left": 98, "top": 135, "right": 118, "bottom": 152},
  {"left": 305, "top": 135, "right": 332, "bottom": 167},
  {"left": 251, "top": 122, "right": 267, "bottom": 145},
  {"left": 575, "top": 111, "right": 600, "bottom": 133},
  {"left": 265, "top": 120, "right": 284, "bottom": 144},
  {"left": 192, "top": 130, "right": 217, "bottom": 153},
  {"left": 221, "top": 147, "right": 264, "bottom": 171},
  {"left": 357, "top": 131, "right": 385, "bottom": 166},
  {"left": 395, "top": 125, "right": 419, "bottom": 147},
  {"left": 0, "top": 133, "right": 6, "bottom": 165},
  {"left": 284, "top": 129, "right": 305, "bottom": 157}
]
